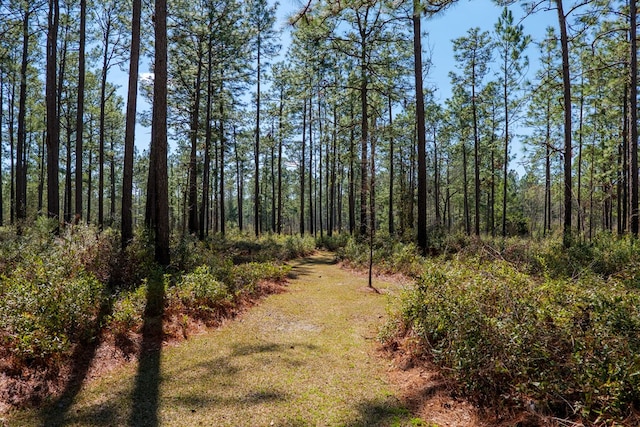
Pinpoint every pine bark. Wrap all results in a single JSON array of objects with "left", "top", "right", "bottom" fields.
[{"left": 122, "top": 0, "right": 141, "bottom": 246}]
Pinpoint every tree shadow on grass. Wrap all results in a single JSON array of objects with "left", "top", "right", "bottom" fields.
[
  {"left": 38, "top": 296, "right": 114, "bottom": 427},
  {"left": 345, "top": 397, "right": 417, "bottom": 427},
  {"left": 287, "top": 253, "right": 336, "bottom": 279},
  {"left": 128, "top": 271, "right": 165, "bottom": 427}
]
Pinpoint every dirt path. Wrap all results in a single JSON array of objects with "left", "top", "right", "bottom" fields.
[{"left": 6, "top": 252, "right": 482, "bottom": 427}]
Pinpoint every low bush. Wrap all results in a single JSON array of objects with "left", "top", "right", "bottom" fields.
[
  {"left": 391, "top": 255, "right": 640, "bottom": 422},
  {"left": 0, "top": 263, "right": 106, "bottom": 366},
  {"left": 316, "top": 233, "right": 350, "bottom": 251},
  {"left": 0, "top": 224, "right": 299, "bottom": 384},
  {"left": 337, "top": 235, "right": 425, "bottom": 277},
  {"left": 170, "top": 266, "right": 231, "bottom": 315}
]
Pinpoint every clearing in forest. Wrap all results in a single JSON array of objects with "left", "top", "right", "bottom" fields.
[{"left": 6, "top": 252, "right": 480, "bottom": 427}]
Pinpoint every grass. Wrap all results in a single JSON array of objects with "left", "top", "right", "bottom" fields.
[{"left": 6, "top": 252, "right": 422, "bottom": 426}]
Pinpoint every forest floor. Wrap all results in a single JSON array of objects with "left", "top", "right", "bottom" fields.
[{"left": 4, "top": 252, "right": 502, "bottom": 427}]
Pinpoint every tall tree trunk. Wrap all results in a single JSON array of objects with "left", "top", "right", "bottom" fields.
[
  {"left": 16, "top": 9, "right": 30, "bottom": 226},
  {"left": 623, "top": 87, "right": 629, "bottom": 232},
  {"left": 36, "top": 131, "right": 43, "bottom": 215},
  {"left": 109, "top": 137, "right": 116, "bottom": 225},
  {"left": 300, "top": 98, "right": 306, "bottom": 235},
  {"left": 414, "top": 0, "right": 427, "bottom": 252},
  {"left": 121, "top": 0, "right": 141, "bottom": 246},
  {"left": 329, "top": 96, "right": 337, "bottom": 236},
  {"left": 98, "top": 19, "right": 113, "bottom": 230},
  {"left": 0, "top": 72, "right": 3, "bottom": 226},
  {"left": 359, "top": 46, "right": 369, "bottom": 238},
  {"left": 433, "top": 126, "right": 440, "bottom": 227},
  {"left": 462, "top": 135, "right": 470, "bottom": 235},
  {"left": 9, "top": 81, "right": 15, "bottom": 224},
  {"left": 254, "top": 40, "right": 261, "bottom": 237},
  {"left": 147, "top": 0, "right": 170, "bottom": 265},
  {"left": 75, "top": 0, "right": 86, "bottom": 224},
  {"left": 46, "top": 0, "right": 60, "bottom": 231},
  {"left": 502, "top": 56, "right": 509, "bottom": 238},
  {"left": 348, "top": 99, "right": 355, "bottom": 235},
  {"left": 388, "top": 95, "right": 395, "bottom": 235},
  {"left": 577, "top": 75, "right": 584, "bottom": 234},
  {"left": 188, "top": 54, "right": 203, "bottom": 235},
  {"left": 557, "top": 0, "right": 573, "bottom": 246},
  {"left": 472, "top": 66, "right": 480, "bottom": 236},
  {"left": 629, "top": 0, "right": 638, "bottom": 237},
  {"left": 271, "top": 134, "right": 276, "bottom": 233},
  {"left": 200, "top": 36, "right": 214, "bottom": 240},
  {"left": 219, "top": 82, "right": 226, "bottom": 236},
  {"left": 277, "top": 87, "right": 284, "bottom": 234},
  {"left": 233, "top": 127, "right": 243, "bottom": 232},
  {"left": 64, "top": 128, "right": 72, "bottom": 223},
  {"left": 57, "top": 24, "right": 68, "bottom": 222},
  {"left": 87, "top": 142, "right": 93, "bottom": 223},
  {"left": 309, "top": 91, "right": 315, "bottom": 236},
  {"left": 318, "top": 92, "right": 323, "bottom": 238}
]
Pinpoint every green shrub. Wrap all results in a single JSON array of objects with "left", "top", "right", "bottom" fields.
[
  {"left": 0, "top": 263, "right": 106, "bottom": 365},
  {"left": 171, "top": 265, "right": 230, "bottom": 312},
  {"left": 337, "top": 236, "right": 424, "bottom": 277},
  {"left": 108, "top": 284, "right": 148, "bottom": 334},
  {"left": 229, "top": 262, "right": 291, "bottom": 293},
  {"left": 316, "top": 233, "right": 350, "bottom": 251},
  {"left": 392, "top": 256, "right": 640, "bottom": 421}
]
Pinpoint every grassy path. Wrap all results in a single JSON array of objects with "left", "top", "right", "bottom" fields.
[{"left": 9, "top": 252, "right": 419, "bottom": 427}]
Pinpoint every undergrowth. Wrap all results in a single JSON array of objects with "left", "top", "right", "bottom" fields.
[
  {"left": 0, "top": 224, "right": 308, "bottom": 407},
  {"left": 341, "top": 233, "right": 640, "bottom": 424}
]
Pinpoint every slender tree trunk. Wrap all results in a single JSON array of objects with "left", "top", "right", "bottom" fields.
[
  {"left": 234, "top": 127, "right": 244, "bottom": 232},
  {"left": 462, "top": 136, "right": 470, "bottom": 235},
  {"left": 98, "top": 19, "right": 112, "bottom": 231},
  {"left": 254, "top": 40, "right": 261, "bottom": 237},
  {"left": 433, "top": 126, "right": 440, "bottom": 227},
  {"left": 9, "top": 81, "right": 15, "bottom": 224},
  {"left": 300, "top": 98, "right": 306, "bottom": 235},
  {"left": 188, "top": 54, "right": 203, "bottom": 235},
  {"left": 329, "top": 97, "right": 337, "bottom": 236},
  {"left": 36, "top": 131, "right": 43, "bottom": 215},
  {"left": 57, "top": 24, "right": 69, "bottom": 223},
  {"left": 388, "top": 95, "right": 395, "bottom": 235},
  {"left": 147, "top": 0, "right": 170, "bottom": 265},
  {"left": 577, "top": 75, "right": 584, "bottom": 234},
  {"left": 414, "top": 1, "right": 427, "bottom": 252},
  {"left": 370, "top": 116, "right": 376, "bottom": 235},
  {"left": 309, "top": 90, "right": 315, "bottom": 236},
  {"left": 623, "top": 87, "right": 629, "bottom": 232},
  {"left": 75, "top": 0, "right": 86, "bottom": 224},
  {"left": 122, "top": 0, "right": 141, "bottom": 246},
  {"left": 629, "top": 0, "right": 638, "bottom": 237},
  {"left": 200, "top": 37, "right": 214, "bottom": 240},
  {"left": 502, "top": 57, "right": 509, "bottom": 238},
  {"left": 46, "top": 0, "right": 60, "bottom": 231},
  {"left": 0, "top": 72, "right": 3, "bottom": 226},
  {"left": 87, "top": 142, "right": 93, "bottom": 223},
  {"left": 472, "top": 66, "right": 480, "bottom": 236},
  {"left": 318, "top": 92, "right": 323, "bottom": 238},
  {"left": 271, "top": 135, "right": 276, "bottom": 233},
  {"left": 64, "top": 128, "right": 72, "bottom": 223},
  {"left": 16, "top": 9, "right": 30, "bottom": 225},
  {"left": 348, "top": 99, "right": 355, "bottom": 235},
  {"left": 277, "top": 87, "right": 284, "bottom": 234},
  {"left": 557, "top": 0, "right": 573, "bottom": 246},
  {"left": 359, "top": 51, "right": 369, "bottom": 238}
]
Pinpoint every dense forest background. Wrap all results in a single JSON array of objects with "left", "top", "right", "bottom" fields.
[
  {"left": 4, "top": 0, "right": 640, "bottom": 423},
  {"left": 2, "top": 0, "right": 639, "bottom": 253}
]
